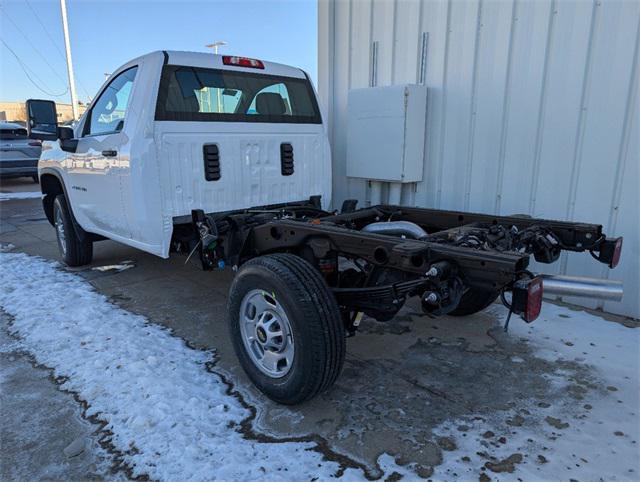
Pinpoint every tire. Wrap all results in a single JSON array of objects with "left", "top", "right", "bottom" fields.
[
  {"left": 449, "top": 288, "right": 499, "bottom": 316},
  {"left": 53, "top": 194, "right": 93, "bottom": 267},
  {"left": 228, "top": 253, "right": 345, "bottom": 404}
]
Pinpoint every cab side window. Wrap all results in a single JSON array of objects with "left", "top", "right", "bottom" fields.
[{"left": 85, "top": 67, "right": 138, "bottom": 136}]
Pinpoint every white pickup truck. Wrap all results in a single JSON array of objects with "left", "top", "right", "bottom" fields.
[{"left": 27, "top": 50, "right": 623, "bottom": 404}]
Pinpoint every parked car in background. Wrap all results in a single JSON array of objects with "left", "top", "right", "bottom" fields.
[{"left": 0, "top": 121, "right": 41, "bottom": 182}]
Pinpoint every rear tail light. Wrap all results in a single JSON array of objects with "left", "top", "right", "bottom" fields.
[
  {"left": 611, "top": 237, "right": 623, "bottom": 268},
  {"left": 222, "top": 56, "right": 265, "bottom": 69},
  {"left": 607, "top": 237, "right": 622, "bottom": 269},
  {"left": 597, "top": 237, "right": 623, "bottom": 269},
  {"left": 511, "top": 276, "right": 543, "bottom": 322}
]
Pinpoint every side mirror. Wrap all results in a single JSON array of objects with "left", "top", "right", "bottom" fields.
[
  {"left": 57, "top": 126, "right": 78, "bottom": 153},
  {"left": 26, "top": 99, "right": 58, "bottom": 140},
  {"left": 58, "top": 126, "right": 74, "bottom": 140}
]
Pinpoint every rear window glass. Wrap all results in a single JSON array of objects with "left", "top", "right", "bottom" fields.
[
  {"left": 155, "top": 65, "right": 321, "bottom": 124},
  {"left": 0, "top": 128, "right": 28, "bottom": 140}
]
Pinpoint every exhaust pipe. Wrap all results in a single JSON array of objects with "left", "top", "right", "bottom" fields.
[
  {"left": 361, "top": 220, "right": 429, "bottom": 240},
  {"left": 540, "top": 274, "right": 623, "bottom": 302}
]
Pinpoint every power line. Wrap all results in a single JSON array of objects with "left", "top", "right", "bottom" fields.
[
  {"left": 1, "top": 38, "right": 69, "bottom": 97},
  {"left": 24, "top": 0, "right": 66, "bottom": 60},
  {"left": 25, "top": 0, "right": 64, "bottom": 59},
  {"left": 1, "top": 5, "right": 69, "bottom": 87},
  {"left": 23, "top": 0, "right": 93, "bottom": 100}
]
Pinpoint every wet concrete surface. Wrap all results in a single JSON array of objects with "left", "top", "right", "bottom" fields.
[
  {"left": 0, "top": 314, "right": 108, "bottom": 481},
  {"left": 1, "top": 178, "right": 637, "bottom": 480}
]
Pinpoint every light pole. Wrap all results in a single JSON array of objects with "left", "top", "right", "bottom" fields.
[
  {"left": 205, "top": 41, "right": 227, "bottom": 55},
  {"left": 205, "top": 41, "right": 227, "bottom": 113},
  {"left": 60, "top": 0, "right": 79, "bottom": 120}
]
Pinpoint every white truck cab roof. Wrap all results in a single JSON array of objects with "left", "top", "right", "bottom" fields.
[{"left": 163, "top": 50, "right": 308, "bottom": 78}]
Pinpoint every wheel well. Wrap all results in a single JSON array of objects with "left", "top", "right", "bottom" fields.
[{"left": 40, "top": 174, "right": 64, "bottom": 225}]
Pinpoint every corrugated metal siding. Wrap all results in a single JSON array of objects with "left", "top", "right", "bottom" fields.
[{"left": 318, "top": 0, "right": 640, "bottom": 319}]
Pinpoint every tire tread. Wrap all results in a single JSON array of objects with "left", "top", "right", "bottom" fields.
[
  {"left": 54, "top": 194, "right": 93, "bottom": 267},
  {"left": 228, "top": 253, "right": 345, "bottom": 404}
]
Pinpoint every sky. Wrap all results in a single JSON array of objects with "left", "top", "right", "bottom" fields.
[{"left": 0, "top": 0, "right": 318, "bottom": 104}]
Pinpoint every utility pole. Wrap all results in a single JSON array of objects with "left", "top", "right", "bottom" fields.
[
  {"left": 60, "top": 0, "right": 79, "bottom": 120},
  {"left": 205, "top": 41, "right": 227, "bottom": 55},
  {"left": 205, "top": 41, "right": 227, "bottom": 113}
]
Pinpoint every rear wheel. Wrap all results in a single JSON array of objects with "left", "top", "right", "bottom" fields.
[
  {"left": 449, "top": 288, "right": 499, "bottom": 316},
  {"left": 53, "top": 194, "right": 93, "bottom": 267},
  {"left": 227, "top": 253, "right": 345, "bottom": 404}
]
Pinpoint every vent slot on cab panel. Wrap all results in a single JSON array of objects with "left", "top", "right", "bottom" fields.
[
  {"left": 280, "top": 143, "right": 294, "bottom": 176},
  {"left": 203, "top": 144, "right": 221, "bottom": 181}
]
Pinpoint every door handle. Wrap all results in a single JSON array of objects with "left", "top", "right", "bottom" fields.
[{"left": 101, "top": 150, "right": 117, "bottom": 157}]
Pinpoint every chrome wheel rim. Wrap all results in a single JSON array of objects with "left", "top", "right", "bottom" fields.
[
  {"left": 239, "top": 289, "right": 295, "bottom": 378},
  {"left": 55, "top": 207, "right": 67, "bottom": 256}
]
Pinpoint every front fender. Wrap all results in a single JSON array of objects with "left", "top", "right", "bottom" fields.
[{"left": 38, "top": 168, "right": 101, "bottom": 243}]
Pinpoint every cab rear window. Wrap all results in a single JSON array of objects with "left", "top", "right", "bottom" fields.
[{"left": 155, "top": 65, "right": 321, "bottom": 124}]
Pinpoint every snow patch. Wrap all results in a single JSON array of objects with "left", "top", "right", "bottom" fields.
[
  {"left": 0, "top": 252, "right": 370, "bottom": 480},
  {"left": 0, "top": 191, "right": 42, "bottom": 201},
  {"left": 1, "top": 243, "right": 15, "bottom": 252},
  {"left": 91, "top": 260, "right": 135, "bottom": 272},
  {"left": 433, "top": 303, "right": 640, "bottom": 481}
]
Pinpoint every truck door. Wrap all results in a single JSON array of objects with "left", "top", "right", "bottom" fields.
[{"left": 67, "top": 67, "right": 138, "bottom": 238}]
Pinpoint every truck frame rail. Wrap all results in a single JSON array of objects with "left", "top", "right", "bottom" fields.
[{"left": 179, "top": 197, "right": 622, "bottom": 330}]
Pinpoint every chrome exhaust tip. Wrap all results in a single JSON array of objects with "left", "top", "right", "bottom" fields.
[{"left": 540, "top": 274, "right": 623, "bottom": 302}]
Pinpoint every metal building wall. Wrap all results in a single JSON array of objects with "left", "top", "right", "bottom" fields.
[{"left": 318, "top": 0, "right": 639, "bottom": 319}]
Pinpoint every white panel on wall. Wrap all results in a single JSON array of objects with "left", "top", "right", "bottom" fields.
[
  {"left": 349, "top": 0, "right": 373, "bottom": 90},
  {"left": 498, "top": 0, "right": 553, "bottom": 217},
  {"left": 437, "top": 0, "right": 481, "bottom": 211},
  {"left": 530, "top": 1, "right": 593, "bottom": 220},
  {"left": 371, "top": 0, "right": 396, "bottom": 86},
  {"left": 391, "top": 0, "right": 421, "bottom": 84},
  {"left": 466, "top": 0, "right": 514, "bottom": 214},
  {"left": 318, "top": 0, "right": 640, "bottom": 319},
  {"left": 416, "top": 0, "right": 451, "bottom": 209},
  {"left": 347, "top": 84, "right": 427, "bottom": 182}
]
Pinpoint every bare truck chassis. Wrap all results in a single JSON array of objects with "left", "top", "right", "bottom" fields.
[
  {"left": 170, "top": 197, "right": 624, "bottom": 404},
  {"left": 182, "top": 197, "right": 623, "bottom": 324}
]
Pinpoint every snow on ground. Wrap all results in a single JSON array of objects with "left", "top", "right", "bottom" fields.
[
  {"left": 0, "top": 243, "right": 15, "bottom": 252},
  {"left": 432, "top": 303, "right": 640, "bottom": 481},
  {"left": 0, "top": 191, "right": 42, "bottom": 201},
  {"left": 91, "top": 260, "right": 136, "bottom": 273},
  {"left": 0, "top": 252, "right": 375, "bottom": 480}
]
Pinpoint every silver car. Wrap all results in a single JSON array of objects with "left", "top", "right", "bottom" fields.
[{"left": 0, "top": 121, "right": 41, "bottom": 182}]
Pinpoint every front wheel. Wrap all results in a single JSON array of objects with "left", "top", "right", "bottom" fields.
[
  {"left": 227, "top": 253, "right": 345, "bottom": 404},
  {"left": 53, "top": 194, "right": 93, "bottom": 267}
]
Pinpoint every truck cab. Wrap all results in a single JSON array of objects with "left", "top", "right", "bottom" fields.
[{"left": 33, "top": 50, "right": 331, "bottom": 257}]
